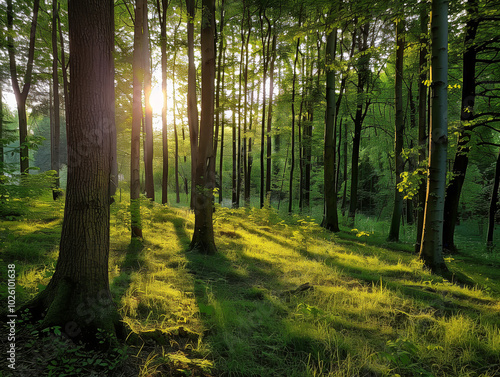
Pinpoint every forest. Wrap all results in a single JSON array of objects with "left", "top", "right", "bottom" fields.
[{"left": 0, "top": 0, "right": 499, "bottom": 376}]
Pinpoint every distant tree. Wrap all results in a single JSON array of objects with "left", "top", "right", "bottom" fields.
[
  {"left": 25, "top": 0, "right": 122, "bottom": 343},
  {"left": 6, "top": 0, "right": 40, "bottom": 175},
  {"left": 131, "top": 0, "right": 145, "bottom": 239},
  {"left": 419, "top": 0, "right": 448, "bottom": 273},
  {"left": 190, "top": 0, "right": 217, "bottom": 254}
]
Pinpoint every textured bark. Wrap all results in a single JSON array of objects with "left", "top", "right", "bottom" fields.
[
  {"left": 130, "top": 0, "right": 145, "bottom": 239},
  {"left": 322, "top": 28, "right": 340, "bottom": 232},
  {"left": 190, "top": 0, "right": 217, "bottom": 254},
  {"left": 388, "top": 19, "right": 405, "bottom": 242},
  {"left": 442, "top": 0, "right": 479, "bottom": 253},
  {"left": 214, "top": 0, "right": 225, "bottom": 200},
  {"left": 419, "top": 0, "right": 449, "bottom": 273},
  {"left": 6, "top": 0, "right": 40, "bottom": 175},
  {"left": 24, "top": 0, "right": 122, "bottom": 345}
]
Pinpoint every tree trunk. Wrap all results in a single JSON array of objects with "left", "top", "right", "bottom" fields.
[
  {"left": 419, "top": 0, "right": 449, "bottom": 274},
  {"left": 388, "top": 19, "right": 405, "bottom": 242},
  {"left": 213, "top": 0, "right": 225, "bottom": 165},
  {"left": 348, "top": 23, "right": 370, "bottom": 226},
  {"left": 266, "top": 33, "right": 277, "bottom": 204},
  {"left": 158, "top": 0, "right": 169, "bottom": 205},
  {"left": 487, "top": 148, "right": 500, "bottom": 248},
  {"left": 186, "top": 0, "right": 199, "bottom": 210},
  {"left": 415, "top": 1, "right": 429, "bottom": 253},
  {"left": 143, "top": 2, "right": 155, "bottom": 201},
  {"left": 24, "top": 0, "right": 122, "bottom": 345},
  {"left": 289, "top": 20, "right": 301, "bottom": 214},
  {"left": 190, "top": 0, "right": 217, "bottom": 255},
  {"left": 50, "top": 0, "right": 62, "bottom": 200},
  {"left": 130, "top": 0, "right": 145, "bottom": 239},
  {"left": 442, "top": 0, "right": 479, "bottom": 253},
  {"left": 6, "top": 0, "right": 40, "bottom": 175},
  {"left": 322, "top": 27, "right": 340, "bottom": 232}
]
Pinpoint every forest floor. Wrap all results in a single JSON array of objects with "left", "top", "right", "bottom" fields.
[{"left": 1, "top": 193, "right": 500, "bottom": 376}]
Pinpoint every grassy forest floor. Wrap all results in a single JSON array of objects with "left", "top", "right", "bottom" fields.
[{"left": 1, "top": 192, "right": 500, "bottom": 376}]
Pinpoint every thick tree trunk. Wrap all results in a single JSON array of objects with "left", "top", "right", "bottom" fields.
[
  {"left": 6, "top": 0, "right": 40, "bottom": 175},
  {"left": 419, "top": 0, "right": 449, "bottom": 273},
  {"left": 186, "top": 0, "right": 199, "bottom": 210},
  {"left": 190, "top": 0, "right": 217, "bottom": 255},
  {"left": 415, "top": 1, "right": 429, "bottom": 253},
  {"left": 24, "top": 0, "right": 122, "bottom": 345},
  {"left": 131, "top": 0, "right": 145, "bottom": 239},
  {"left": 388, "top": 19, "right": 405, "bottom": 242},
  {"left": 442, "top": 0, "right": 479, "bottom": 253},
  {"left": 322, "top": 28, "right": 340, "bottom": 232}
]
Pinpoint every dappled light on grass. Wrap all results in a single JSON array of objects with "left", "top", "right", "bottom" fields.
[{"left": 2, "top": 197, "right": 500, "bottom": 376}]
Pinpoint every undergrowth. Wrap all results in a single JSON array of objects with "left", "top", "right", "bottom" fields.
[{"left": 1, "top": 193, "right": 499, "bottom": 376}]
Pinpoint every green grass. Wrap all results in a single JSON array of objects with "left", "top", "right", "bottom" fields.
[{"left": 1, "top": 194, "right": 500, "bottom": 376}]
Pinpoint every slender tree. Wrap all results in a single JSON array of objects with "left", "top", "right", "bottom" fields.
[
  {"left": 131, "top": 0, "right": 145, "bottom": 239},
  {"left": 487, "top": 148, "right": 500, "bottom": 249},
  {"left": 6, "top": 0, "right": 40, "bottom": 175},
  {"left": 388, "top": 19, "right": 405, "bottom": 242},
  {"left": 51, "top": 0, "right": 62, "bottom": 200},
  {"left": 419, "top": 0, "right": 449, "bottom": 273},
  {"left": 442, "top": 0, "right": 479, "bottom": 253},
  {"left": 186, "top": 0, "right": 199, "bottom": 210},
  {"left": 24, "top": 0, "right": 122, "bottom": 344}
]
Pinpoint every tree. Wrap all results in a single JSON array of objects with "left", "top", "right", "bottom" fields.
[
  {"left": 50, "top": 0, "right": 62, "bottom": 200},
  {"left": 6, "top": 0, "right": 40, "bottom": 175},
  {"left": 322, "top": 25, "right": 340, "bottom": 232},
  {"left": 442, "top": 0, "right": 479, "bottom": 253},
  {"left": 131, "top": 0, "right": 145, "bottom": 239},
  {"left": 24, "top": 0, "right": 122, "bottom": 344},
  {"left": 190, "top": 0, "right": 217, "bottom": 254},
  {"left": 419, "top": 0, "right": 449, "bottom": 273},
  {"left": 186, "top": 0, "right": 199, "bottom": 210},
  {"left": 157, "top": 0, "right": 170, "bottom": 205},
  {"left": 387, "top": 18, "right": 405, "bottom": 242}
]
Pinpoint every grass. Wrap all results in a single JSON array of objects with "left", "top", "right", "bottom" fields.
[{"left": 1, "top": 192, "right": 500, "bottom": 376}]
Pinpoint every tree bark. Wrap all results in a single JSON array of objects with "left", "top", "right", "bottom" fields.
[
  {"left": 131, "top": 0, "right": 145, "bottom": 239},
  {"left": 442, "top": 0, "right": 479, "bottom": 253},
  {"left": 190, "top": 0, "right": 217, "bottom": 254},
  {"left": 186, "top": 0, "right": 199, "bottom": 210},
  {"left": 388, "top": 19, "right": 405, "bottom": 242},
  {"left": 322, "top": 27, "right": 340, "bottom": 232},
  {"left": 419, "top": 0, "right": 449, "bottom": 274},
  {"left": 24, "top": 0, "right": 122, "bottom": 345},
  {"left": 6, "top": 0, "right": 40, "bottom": 175}
]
